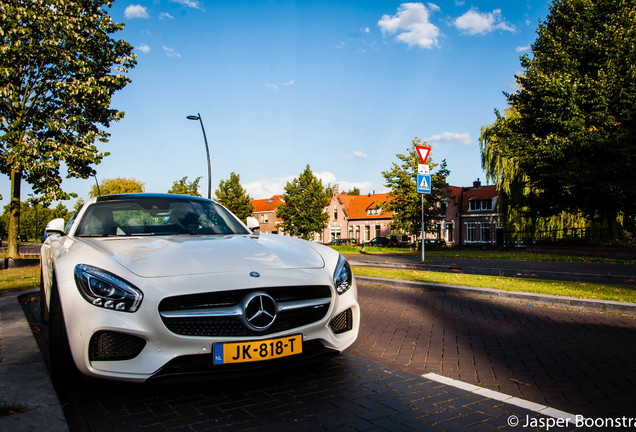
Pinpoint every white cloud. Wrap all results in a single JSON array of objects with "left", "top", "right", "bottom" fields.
[
  {"left": 344, "top": 150, "right": 369, "bottom": 159},
  {"left": 136, "top": 43, "right": 151, "bottom": 54},
  {"left": 425, "top": 131, "right": 472, "bottom": 145},
  {"left": 454, "top": 9, "right": 516, "bottom": 35},
  {"left": 516, "top": 45, "right": 530, "bottom": 52},
  {"left": 172, "top": 0, "right": 204, "bottom": 10},
  {"left": 265, "top": 80, "right": 296, "bottom": 92},
  {"left": 124, "top": 5, "right": 149, "bottom": 19},
  {"left": 244, "top": 172, "right": 386, "bottom": 199},
  {"left": 159, "top": 12, "right": 174, "bottom": 20},
  {"left": 378, "top": 2, "right": 440, "bottom": 49},
  {"left": 162, "top": 46, "right": 181, "bottom": 58}
]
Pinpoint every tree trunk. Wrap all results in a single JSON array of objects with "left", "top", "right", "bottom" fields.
[{"left": 7, "top": 170, "right": 21, "bottom": 259}]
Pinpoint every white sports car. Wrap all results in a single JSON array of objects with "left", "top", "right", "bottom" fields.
[{"left": 40, "top": 193, "right": 359, "bottom": 382}]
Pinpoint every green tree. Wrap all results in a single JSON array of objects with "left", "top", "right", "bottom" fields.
[
  {"left": 343, "top": 187, "right": 361, "bottom": 196},
  {"left": 214, "top": 172, "right": 253, "bottom": 222},
  {"left": 481, "top": 0, "right": 636, "bottom": 237},
  {"left": 277, "top": 165, "right": 330, "bottom": 240},
  {"left": 0, "top": 0, "right": 136, "bottom": 257},
  {"left": 168, "top": 176, "right": 202, "bottom": 197},
  {"left": 382, "top": 138, "right": 450, "bottom": 240},
  {"left": 89, "top": 177, "right": 145, "bottom": 197},
  {"left": 1, "top": 201, "right": 70, "bottom": 241}
]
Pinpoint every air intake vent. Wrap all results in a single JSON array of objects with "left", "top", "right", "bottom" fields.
[
  {"left": 329, "top": 309, "right": 353, "bottom": 334},
  {"left": 89, "top": 331, "right": 146, "bottom": 361}
]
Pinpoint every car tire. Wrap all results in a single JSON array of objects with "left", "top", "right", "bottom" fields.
[{"left": 48, "top": 279, "right": 80, "bottom": 385}]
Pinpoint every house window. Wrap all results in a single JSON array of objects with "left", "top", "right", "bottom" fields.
[
  {"left": 330, "top": 226, "right": 341, "bottom": 241},
  {"left": 375, "top": 225, "right": 381, "bottom": 238},
  {"left": 364, "top": 225, "right": 370, "bottom": 242},
  {"left": 446, "top": 222, "right": 454, "bottom": 243},
  {"left": 466, "top": 223, "right": 476, "bottom": 242},
  {"left": 469, "top": 200, "right": 479, "bottom": 211},
  {"left": 260, "top": 213, "right": 269, "bottom": 223},
  {"left": 469, "top": 199, "right": 493, "bottom": 211},
  {"left": 435, "top": 223, "right": 442, "bottom": 239},
  {"left": 333, "top": 207, "right": 338, "bottom": 220},
  {"left": 367, "top": 208, "right": 381, "bottom": 216},
  {"left": 481, "top": 199, "right": 492, "bottom": 210},
  {"left": 481, "top": 224, "right": 490, "bottom": 243}
]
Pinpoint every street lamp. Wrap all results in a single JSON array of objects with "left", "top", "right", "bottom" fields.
[
  {"left": 186, "top": 113, "right": 211, "bottom": 199},
  {"left": 28, "top": 193, "right": 38, "bottom": 242}
]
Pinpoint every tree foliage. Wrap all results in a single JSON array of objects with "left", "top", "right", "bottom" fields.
[
  {"left": 0, "top": 0, "right": 136, "bottom": 256},
  {"left": 89, "top": 177, "right": 145, "bottom": 197},
  {"left": 214, "top": 172, "right": 253, "bottom": 222},
  {"left": 382, "top": 138, "right": 450, "bottom": 239},
  {"left": 1, "top": 201, "right": 70, "bottom": 241},
  {"left": 277, "top": 165, "right": 330, "bottom": 240},
  {"left": 480, "top": 0, "right": 636, "bottom": 236},
  {"left": 168, "top": 176, "right": 202, "bottom": 197}
]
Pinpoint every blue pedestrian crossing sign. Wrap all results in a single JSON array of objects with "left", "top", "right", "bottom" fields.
[{"left": 417, "top": 174, "right": 431, "bottom": 194}]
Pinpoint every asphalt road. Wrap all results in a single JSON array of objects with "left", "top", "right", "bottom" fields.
[
  {"left": 345, "top": 252, "right": 636, "bottom": 286},
  {"left": 20, "top": 274, "right": 636, "bottom": 431}
]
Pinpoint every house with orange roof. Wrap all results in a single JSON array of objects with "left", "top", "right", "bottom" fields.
[
  {"left": 316, "top": 187, "right": 397, "bottom": 244},
  {"left": 250, "top": 179, "right": 499, "bottom": 246},
  {"left": 251, "top": 195, "right": 284, "bottom": 234}
]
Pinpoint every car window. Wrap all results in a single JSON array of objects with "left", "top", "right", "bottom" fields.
[{"left": 75, "top": 198, "right": 250, "bottom": 237}]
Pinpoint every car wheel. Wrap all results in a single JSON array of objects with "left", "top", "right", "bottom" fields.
[
  {"left": 48, "top": 279, "right": 80, "bottom": 385},
  {"left": 39, "top": 270, "right": 49, "bottom": 323}
]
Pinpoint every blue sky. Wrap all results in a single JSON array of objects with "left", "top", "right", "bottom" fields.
[{"left": 1, "top": 0, "right": 552, "bottom": 207}]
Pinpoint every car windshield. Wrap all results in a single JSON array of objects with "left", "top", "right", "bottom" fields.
[{"left": 75, "top": 197, "right": 250, "bottom": 237}]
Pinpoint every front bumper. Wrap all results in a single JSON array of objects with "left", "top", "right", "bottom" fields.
[{"left": 57, "top": 267, "right": 360, "bottom": 382}]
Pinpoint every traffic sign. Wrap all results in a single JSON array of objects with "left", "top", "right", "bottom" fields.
[
  {"left": 415, "top": 146, "right": 431, "bottom": 164},
  {"left": 418, "top": 164, "right": 430, "bottom": 174},
  {"left": 417, "top": 174, "right": 431, "bottom": 194}
]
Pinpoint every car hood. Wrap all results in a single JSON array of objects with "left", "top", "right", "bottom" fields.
[{"left": 78, "top": 234, "right": 325, "bottom": 277}]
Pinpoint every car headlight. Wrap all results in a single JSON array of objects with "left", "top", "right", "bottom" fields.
[
  {"left": 74, "top": 264, "right": 143, "bottom": 312},
  {"left": 333, "top": 254, "right": 353, "bottom": 295}
]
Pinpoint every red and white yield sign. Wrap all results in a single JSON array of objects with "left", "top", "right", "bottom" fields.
[{"left": 415, "top": 145, "right": 431, "bottom": 164}]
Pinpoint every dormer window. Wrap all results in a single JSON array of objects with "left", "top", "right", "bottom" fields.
[
  {"left": 469, "top": 199, "right": 493, "bottom": 211},
  {"left": 367, "top": 208, "right": 381, "bottom": 216}
]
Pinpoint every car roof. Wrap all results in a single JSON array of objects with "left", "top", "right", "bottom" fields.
[{"left": 95, "top": 193, "right": 213, "bottom": 204}]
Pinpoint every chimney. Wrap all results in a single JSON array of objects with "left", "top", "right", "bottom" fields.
[
  {"left": 473, "top": 178, "right": 481, "bottom": 189},
  {"left": 333, "top": 186, "right": 339, "bottom": 197}
]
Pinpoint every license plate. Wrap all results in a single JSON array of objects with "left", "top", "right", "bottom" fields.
[{"left": 213, "top": 334, "right": 302, "bottom": 365}]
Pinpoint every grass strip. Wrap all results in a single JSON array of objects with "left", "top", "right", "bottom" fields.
[
  {"left": 0, "top": 264, "right": 39, "bottom": 295},
  {"left": 330, "top": 246, "right": 636, "bottom": 264},
  {"left": 352, "top": 266, "right": 636, "bottom": 304}
]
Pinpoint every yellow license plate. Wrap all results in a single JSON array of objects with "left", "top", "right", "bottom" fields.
[{"left": 213, "top": 334, "right": 302, "bottom": 365}]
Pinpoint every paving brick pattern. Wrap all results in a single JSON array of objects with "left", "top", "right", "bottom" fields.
[
  {"left": 56, "top": 354, "right": 588, "bottom": 432},
  {"left": 21, "top": 274, "right": 636, "bottom": 431},
  {"left": 351, "top": 280, "right": 636, "bottom": 419}
]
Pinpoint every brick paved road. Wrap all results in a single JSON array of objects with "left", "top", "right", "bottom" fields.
[
  {"left": 21, "top": 276, "right": 636, "bottom": 431},
  {"left": 351, "top": 280, "right": 636, "bottom": 419}
]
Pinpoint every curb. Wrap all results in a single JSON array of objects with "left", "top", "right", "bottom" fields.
[
  {"left": 0, "top": 290, "right": 69, "bottom": 432},
  {"left": 356, "top": 276, "right": 636, "bottom": 315}
]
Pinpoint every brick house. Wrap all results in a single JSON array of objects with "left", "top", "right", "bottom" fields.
[
  {"left": 250, "top": 179, "right": 499, "bottom": 246},
  {"left": 251, "top": 195, "right": 284, "bottom": 234},
  {"left": 315, "top": 188, "right": 395, "bottom": 244},
  {"left": 442, "top": 179, "right": 499, "bottom": 246}
]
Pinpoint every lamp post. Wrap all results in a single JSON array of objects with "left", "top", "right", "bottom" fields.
[
  {"left": 28, "top": 193, "right": 38, "bottom": 242},
  {"left": 186, "top": 113, "right": 211, "bottom": 199}
]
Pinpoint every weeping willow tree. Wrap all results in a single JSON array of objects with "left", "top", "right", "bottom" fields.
[{"left": 480, "top": 0, "right": 636, "bottom": 242}]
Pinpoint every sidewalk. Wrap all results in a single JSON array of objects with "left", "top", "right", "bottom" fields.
[{"left": 0, "top": 290, "right": 68, "bottom": 432}]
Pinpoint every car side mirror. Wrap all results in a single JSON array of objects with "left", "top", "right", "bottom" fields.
[
  {"left": 45, "top": 218, "right": 66, "bottom": 235},
  {"left": 246, "top": 216, "right": 260, "bottom": 232}
]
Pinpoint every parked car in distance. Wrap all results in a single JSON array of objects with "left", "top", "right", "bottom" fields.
[
  {"left": 40, "top": 193, "right": 360, "bottom": 383},
  {"left": 367, "top": 236, "right": 393, "bottom": 247},
  {"left": 424, "top": 239, "right": 447, "bottom": 247}
]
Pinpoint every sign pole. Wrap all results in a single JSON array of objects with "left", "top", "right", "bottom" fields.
[{"left": 421, "top": 194, "right": 425, "bottom": 262}]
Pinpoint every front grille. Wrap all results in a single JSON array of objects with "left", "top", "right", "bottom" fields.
[
  {"left": 159, "top": 285, "right": 332, "bottom": 337},
  {"left": 329, "top": 308, "right": 353, "bottom": 334},
  {"left": 89, "top": 331, "right": 146, "bottom": 361}
]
